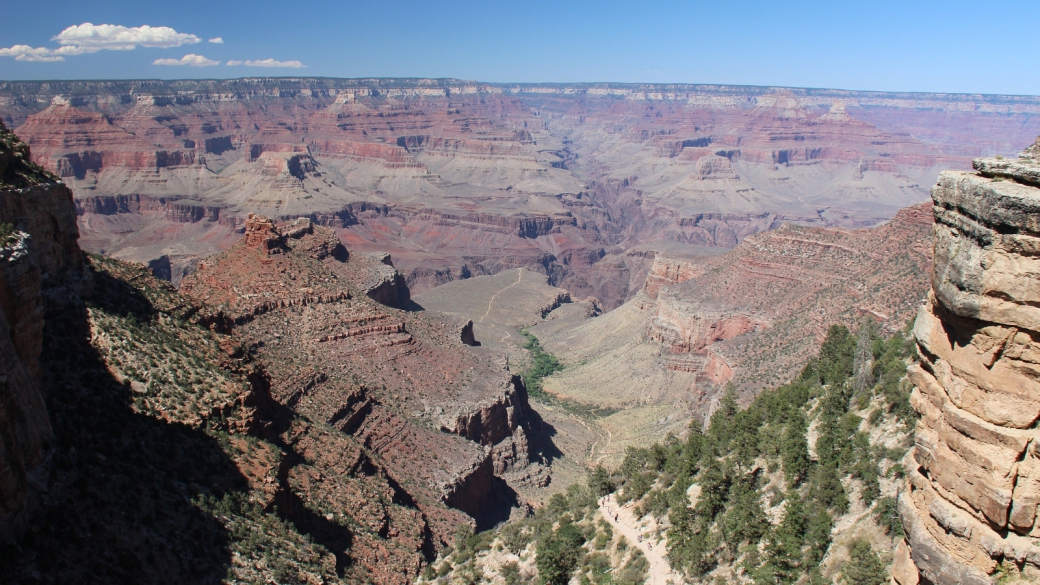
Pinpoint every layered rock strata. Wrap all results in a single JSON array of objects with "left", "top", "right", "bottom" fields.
[
  {"left": 525, "top": 203, "right": 933, "bottom": 462},
  {"left": 5, "top": 79, "right": 1036, "bottom": 309},
  {"left": 896, "top": 139, "right": 1040, "bottom": 584},
  {"left": 181, "top": 215, "right": 547, "bottom": 520}
]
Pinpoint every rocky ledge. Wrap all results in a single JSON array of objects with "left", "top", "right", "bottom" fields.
[{"left": 895, "top": 137, "right": 1040, "bottom": 584}]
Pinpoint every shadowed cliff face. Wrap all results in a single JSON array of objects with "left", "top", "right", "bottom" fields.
[
  {"left": 894, "top": 139, "right": 1040, "bottom": 585},
  {"left": 0, "top": 118, "right": 89, "bottom": 542},
  {"left": 1, "top": 239, "right": 547, "bottom": 585}
]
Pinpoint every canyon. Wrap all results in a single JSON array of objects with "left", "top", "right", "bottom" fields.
[
  {"left": 0, "top": 121, "right": 551, "bottom": 584},
  {"left": 429, "top": 200, "right": 933, "bottom": 465},
  {"left": 1, "top": 78, "right": 1038, "bottom": 309},
  {"left": 2, "top": 74, "right": 1040, "bottom": 583}
]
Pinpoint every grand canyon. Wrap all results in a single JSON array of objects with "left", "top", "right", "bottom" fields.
[{"left": 1, "top": 75, "right": 1039, "bottom": 585}]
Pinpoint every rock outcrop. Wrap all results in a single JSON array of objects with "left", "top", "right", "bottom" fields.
[
  {"left": 0, "top": 119, "right": 87, "bottom": 541},
  {"left": 896, "top": 139, "right": 1040, "bottom": 584},
  {"left": 181, "top": 215, "right": 547, "bottom": 524}
]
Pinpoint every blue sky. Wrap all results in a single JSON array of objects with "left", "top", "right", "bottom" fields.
[{"left": 1, "top": 0, "right": 1038, "bottom": 95}]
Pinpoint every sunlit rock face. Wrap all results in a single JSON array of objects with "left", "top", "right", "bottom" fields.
[
  {"left": 896, "top": 139, "right": 1040, "bottom": 585},
  {"left": 3, "top": 79, "right": 1038, "bottom": 309}
]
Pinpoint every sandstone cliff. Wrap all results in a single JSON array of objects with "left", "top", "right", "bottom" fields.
[
  {"left": 0, "top": 119, "right": 87, "bottom": 541},
  {"left": 896, "top": 138, "right": 1040, "bottom": 584}
]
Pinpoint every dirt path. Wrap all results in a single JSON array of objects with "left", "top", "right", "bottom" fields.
[
  {"left": 599, "top": 494, "right": 684, "bottom": 585},
  {"left": 479, "top": 268, "right": 524, "bottom": 323}
]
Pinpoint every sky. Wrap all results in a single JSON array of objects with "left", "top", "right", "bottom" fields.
[{"left": 1, "top": 0, "right": 1038, "bottom": 95}]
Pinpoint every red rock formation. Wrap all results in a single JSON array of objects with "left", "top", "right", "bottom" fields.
[
  {"left": 642, "top": 255, "right": 706, "bottom": 299},
  {"left": 242, "top": 213, "right": 282, "bottom": 254},
  {"left": 181, "top": 216, "right": 546, "bottom": 528},
  {"left": 4, "top": 79, "right": 1034, "bottom": 308},
  {"left": 643, "top": 202, "right": 934, "bottom": 398}
]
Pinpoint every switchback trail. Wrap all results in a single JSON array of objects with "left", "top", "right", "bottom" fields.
[
  {"left": 599, "top": 494, "right": 684, "bottom": 585},
  {"left": 479, "top": 268, "right": 524, "bottom": 323}
]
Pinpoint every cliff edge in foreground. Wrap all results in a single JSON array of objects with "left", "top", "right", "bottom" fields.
[
  {"left": 0, "top": 119, "right": 87, "bottom": 542},
  {"left": 895, "top": 137, "right": 1040, "bottom": 584}
]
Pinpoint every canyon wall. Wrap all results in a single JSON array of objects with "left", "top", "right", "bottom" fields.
[
  {"left": 896, "top": 138, "right": 1040, "bottom": 584},
  {"left": 2, "top": 79, "right": 1037, "bottom": 309},
  {"left": 525, "top": 202, "right": 933, "bottom": 462},
  {"left": 0, "top": 120, "right": 87, "bottom": 540}
]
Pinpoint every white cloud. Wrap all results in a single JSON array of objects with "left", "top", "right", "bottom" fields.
[
  {"left": 208, "top": 37, "right": 224, "bottom": 44},
  {"left": 53, "top": 23, "right": 200, "bottom": 50},
  {"left": 1, "top": 22, "right": 203, "bottom": 63},
  {"left": 226, "top": 58, "right": 305, "bottom": 68},
  {"left": 153, "top": 54, "right": 220, "bottom": 67},
  {"left": 0, "top": 44, "right": 86, "bottom": 62}
]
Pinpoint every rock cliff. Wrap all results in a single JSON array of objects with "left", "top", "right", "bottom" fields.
[
  {"left": 0, "top": 119, "right": 87, "bottom": 541},
  {"left": 4, "top": 78, "right": 1036, "bottom": 309},
  {"left": 0, "top": 119, "right": 550, "bottom": 582},
  {"left": 896, "top": 139, "right": 1040, "bottom": 584}
]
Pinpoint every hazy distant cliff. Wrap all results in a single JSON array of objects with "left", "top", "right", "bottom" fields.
[{"left": 2, "top": 77, "right": 1037, "bottom": 311}]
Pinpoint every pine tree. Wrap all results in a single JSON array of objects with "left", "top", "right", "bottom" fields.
[
  {"left": 721, "top": 471, "right": 768, "bottom": 549},
  {"left": 587, "top": 465, "right": 614, "bottom": 497},
  {"left": 781, "top": 410, "right": 811, "bottom": 486},
  {"left": 841, "top": 540, "right": 886, "bottom": 585},
  {"left": 536, "top": 519, "right": 586, "bottom": 585},
  {"left": 708, "top": 386, "right": 739, "bottom": 451},
  {"left": 803, "top": 503, "right": 833, "bottom": 566},
  {"left": 809, "top": 462, "right": 849, "bottom": 514},
  {"left": 755, "top": 492, "right": 805, "bottom": 585},
  {"left": 694, "top": 457, "right": 730, "bottom": 522}
]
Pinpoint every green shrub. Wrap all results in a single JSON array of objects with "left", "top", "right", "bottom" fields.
[
  {"left": 536, "top": 519, "right": 586, "bottom": 585},
  {"left": 841, "top": 540, "right": 886, "bottom": 585}
]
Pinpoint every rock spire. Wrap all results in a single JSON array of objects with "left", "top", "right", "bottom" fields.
[{"left": 895, "top": 138, "right": 1040, "bottom": 584}]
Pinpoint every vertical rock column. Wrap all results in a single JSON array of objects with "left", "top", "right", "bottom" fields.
[{"left": 896, "top": 139, "right": 1040, "bottom": 585}]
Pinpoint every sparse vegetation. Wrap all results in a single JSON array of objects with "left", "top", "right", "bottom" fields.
[
  {"left": 520, "top": 329, "right": 564, "bottom": 398},
  {"left": 520, "top": 329, "right": 620, "bottom": 418},
  {"left": 425, "top": 321, "right": 916, "bottom": 585},
  {"left": 598, "top": 323, "right": 916, "bottom": 583},
  {"left": 420, "top": 477, "right": 647, "bottom": 585},
  {"left": 2, "top": 254, "right": 440, "bottom": 584},
  {"left": 0, "top": 222, "right": 18, "bottom": 247}
]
